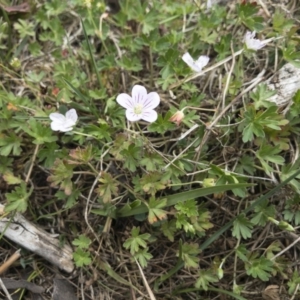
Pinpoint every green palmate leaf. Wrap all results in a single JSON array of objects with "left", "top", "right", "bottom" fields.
[
  {"left": 117, "top": 55, "right": 143, "bottom": 71},
  {"left": 109, "top": 133, "right": 130, "bottom": 160},
  {"left": 250, "top": 84, "right": 277, "bottom": 109},
  {"left": 256, "top": 144, "right": 284, "bottom": 170},
  {"left": 96, "top": 172, "right": 119, "bottom": 203},
  {"left": 283, "top": 194, "right": 300, "bottom": 225},
  {"left": 47, "top": 159, "right": 74, "bottom": 195},
  {"left": 73, "top": 249, "right": 92, "bottom": 267},
  {"left": 195, "top": 269, "right": 219, "bottom": 291},
  {"left": 0, "top": 156, "right": 13, "bottom": 173},
  {"left": 55, "top": 189, "right": 80, "bottom": 209},
  {"left": 237, "top": 2, "right": 264, "bottom": 31},
  {"left": 214, "top": 33, "right": 232, "bottom": 59},
  {"left": 235, "top": 155, "right": 256, "bottom": 175},
  {"left": 200, "top": 28, "right": 218, "bottom": 44},
  {"left": 123, "top": 226, "right": 151, "bottom": 255},
  {"left": 241, "top": 106, "right": 264, "bottom": 142},
  {"left": 3, "top": 171, "right": 23, "bottom": 185},
  {"left": 209, "top": 164, "right": 248, "bottom": 197},
  {"left": 240, "top": 105, "right": 288, "bottom": 143},
  {"left": 139, "top": 172, "right": 168, "bottom": 196},
  {"left": 179, "top": 243, "right": 201, "bottom": 269},
  {"left": 236, "top": 244, "right": 249, "bottom": 262},
  {"left": 72, "top": 235, "right": 91, "bottom": 249},
  {"left": 14, "top": 19, "right": 35, "bottom": 38},
  {"left": 232, "top": 213, "right": 253, "bottom": 240},
  {"left": 250, "top": 199, "right": 276, "bottom": 226},
  {"left": 84, "top": 124, "right": 112, "bottom": 142},
  {"left": 23, "top": 118, "right": 58, "bottom": 144},
  {"left": 68, "top": 145, "right": 93, "bottom": 164},
  {"left": 5, "top": 182, "right": 33, "bottom": 213},
  {"left": 193, "top": 208, "right": 214, "bottom": 233},
  {"left": 38, "top": 142, "right": 60, "bottom": 168},
  {"left": 245, "top": 256, "right": 273, "bottom": 281},
  {"left": 281, "top": 158, "right": 300, "bottom": 193},
  {"left": 288, "top": 271, "right": 300, "bottom": 295},
  {"left": 147, "top": 197, "right": 167, "bottom": 224},
  {"left": 0, "top": 132, "right": 22, "bottom": 156},
  {"left": 148, "top": 112, "right": 175, "bottom": 134},
  {"left": 176, "top": 213, "right": 195, "bottom": 234},
  {"left": 134, "top": 248, "right": 153, "bottom": 268},
  {"left": 142, "top": 9, "right": 158, "bottom": 34},
  {"left": 162, "top": 220, "right": 177, "bottom": 242},
  {"left": 283, "top": 45, "right": 300, "bottom": 68},
  {"left": 272, "top": 9, "right": 294, "bottom": 33},
  {"left": 140, "top": 152, "right": 164, "bottom": 171},
  {"left": 265, "top": 241, "right": 281, "bottom": 260},
  {"left": 120, "top": 144, "right": 141, "bottom": 172},
  {"left": 175, "top": 199, "right": 198, "bottom": 217}
]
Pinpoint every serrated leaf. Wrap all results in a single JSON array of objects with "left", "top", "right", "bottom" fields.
[
  {"left": 3, "top": 171, "right": 23, "bottom": 185},
  {"left": 232, "top": 213, "right": 253, "bottom": 240},
  {"left": 5, "top": 182, "right": 32, "bottom": 213},
  {"left": 72, "top": 235, "right": 91, "bottom": 249},
  {"left": 73, "top": 249, "right": 92, "bottom": 267},
  {"left": 123, "top": 226, "right": 151, "bottom": 255},
  {"left": 180, "top": 242, "right": 201, "bottom": 269},
  {"left": 195, "top": 269, "right": 218, "bottom": 291},
  {"left": 245, "top": 256, "right": 273, "bottom": 281},
  {"left": 147, "top": 197, "right": 167, "bottom": 224},
  {"left": 96, "top": 172, "right": 119, "bottom": 203}
]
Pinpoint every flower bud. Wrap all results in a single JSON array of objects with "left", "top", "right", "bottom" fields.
[{"left": 169, "top": 110, "right": 185, "bottom": 125}]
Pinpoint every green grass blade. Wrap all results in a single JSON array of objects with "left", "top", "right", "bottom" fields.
[
  {"left": 116, "top": 183, "right": 253, "bottom": 218},
  {"left": 173, "top": 287, "right": 248, "bottom": 300},
  {"left": 81, "top": 19, "right": 102, "bottom": 88},
  {"left": 62, "top": 78, "right": 99, "bottom": 117}
]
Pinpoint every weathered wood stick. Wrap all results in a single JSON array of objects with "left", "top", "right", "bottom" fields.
[{"left": 0, "top": 205, "right": 74, "bottom": 273}]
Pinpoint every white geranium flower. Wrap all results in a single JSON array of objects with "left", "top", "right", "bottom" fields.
[
  {"left": 244, "top": 31, "right": 266, "bottom": 51},
  {"left": 182, "top": 52, "right": 210, "bottom": 73},
  {"left": 116, "top": 85, "right": 160, "bottom": 123},
  {"left": 49, "top": 108, "right": 78, "bottom": 132}
]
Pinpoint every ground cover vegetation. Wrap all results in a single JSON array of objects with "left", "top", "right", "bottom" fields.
[{"left": 0, "top": 0, "right": 300, "bottom": 299}]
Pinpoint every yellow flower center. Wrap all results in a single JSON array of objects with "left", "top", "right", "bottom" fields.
[{"left": 133, "top": 104, "right": 143, "bottom": 115}]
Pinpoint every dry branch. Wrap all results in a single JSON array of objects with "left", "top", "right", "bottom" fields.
[{"left": 0, "top": 204, "right": 74, "bottom": 273}]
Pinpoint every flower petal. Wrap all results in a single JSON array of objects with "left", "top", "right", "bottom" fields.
[
  {"left": 126, "top": 109, "right": 142, "bottom": 122},
  {"left": 195, "top": 55, "right": 209, "bottom": 70},
  {"left": 244, "top": 31, "right": 265, "bottom": 50},
  {"left": 66, "top": 109, "right": 78, "bottom": 123},
  {"left": 182, "top": 52, "right": 203, "bottom": 72},
  {"left": 50, "top": 121, "right": 63, "bottom": 131},
  {"left": 141, "top": 110, "right": 158, "bottom": 123},
  {"left": 117, "top": 93, "right": 135, "bottom": 109},
  {"left": 182, "top": 52, "right": 195, "bottom": 67},
  {"left": 132, "top": 85, "right": 148, "bottom": 104},
  {"left": 59, "top": 126, "right": 74, "bottom": 132},
  {"left": 64, "top": 118, "right": 76, "bottom": 128},
  {"left": 49, "top": 113, "right": 65, "bottom": 122},
  {"left": 142, "top": 92, "right": 160, "bottom": 110}
]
